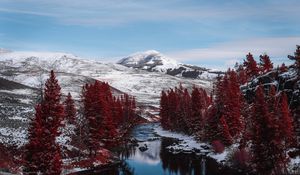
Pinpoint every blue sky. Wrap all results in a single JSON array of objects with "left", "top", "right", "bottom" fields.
[{"left": 0, "top": 0, "right": 299, "bottom": 69}]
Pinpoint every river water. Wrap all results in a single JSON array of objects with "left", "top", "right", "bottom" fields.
[{"left": 78, "top": 123, "right": 245, "bottom": 175}]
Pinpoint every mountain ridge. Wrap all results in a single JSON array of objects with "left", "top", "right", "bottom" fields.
[{"left": 118, "top": 50, "right": 222, "bottom": 79}]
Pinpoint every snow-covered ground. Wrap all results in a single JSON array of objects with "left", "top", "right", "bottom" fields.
[
  {"left": 153, "top": 124, "right": 228, "bottom": 163},
  {"left": 154, "top": 124, "right": 300, "bottom": 172},
  {"left": 0, "top": 50, "right": 213, "bottom": 109}
]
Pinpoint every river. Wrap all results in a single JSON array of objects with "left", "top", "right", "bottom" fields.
[{"left": 77, "top": 123, "right": 245, "bottom": 175}]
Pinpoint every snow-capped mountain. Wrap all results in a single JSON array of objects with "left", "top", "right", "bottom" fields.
[
  {"left": 0, "top": 50, "right": 212, "bottom": 105},
  {"left": 0, "top": 50, "right": 214, "bottom": 146},
  {"left": 118, "top": 50, "right": 179, "bottom": 72},
  {"left": 118, "top": 50, "right": 222, "bottom": 80}
]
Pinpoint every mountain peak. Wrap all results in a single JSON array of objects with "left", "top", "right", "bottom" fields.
[{"left": 118, "top": 50, "right": 180, "bottom": 72}]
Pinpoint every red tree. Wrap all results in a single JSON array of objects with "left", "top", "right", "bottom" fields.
[
  {"left": 251, "top": 85, "right": 275, "bottom": 174},
  {"left": 191, "top": 87, "right": 203, "bottom": 133},
  {"left": 64, "top": 92, "right": 76, "bottom": 124},
  {"left": 226, "top": 70, "right": 243, "bottom": 138},
  {"left": 243, "top": 53, "right": 259, "bottom": 78},
  {"left": 160, "top": 90, "right": 170, "bottom": 130},
  {"left": 82, "top": 81, "right": 127, "bottom": 153},
  {"left": 251, "top": 85, "right": 289, "bottom": 174},
  {"left": 279, "top": 63, "right": 288, "bottom": 73},
  {"left": 288, "top": 45, "right": 300, "bottom": 73},
  {"left": 24, "top": 105, "right": 43, "bottom": 174},
  {"left": 259, "top": 54, "right": 273, "bottom": 73},
  {"left": 219, "top": 116, "right": 233, "bottom": 145},
  {"left": 24, "top": 70, "right": 64, "bottom": 174},
  {"left": 278, "top": 93, "right": 296, "bottom": 147}
]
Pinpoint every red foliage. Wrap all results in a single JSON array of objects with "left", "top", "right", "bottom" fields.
[
  {"left": 236, "top": 65, "right": 248, "bottom": 85},
  {"left": 278, "top": 93, "right": 296, "bottom": 147},
  {"left": 288, "top": 45, "right": 300, "bottom": 72},
  {"left": 81, "top": 80, "right": 136, "bottom": 155},
  {"left": 279, "top": 63, "right": 288, "bottom": 73},
  {"left": 243, "top": 53, "right": 259, "bottom": 78},
  {"left": 211, "top": 140, "right": 225, "bottom": 153},
  {"left": 220, "top": 116, "right": 233, "bottom": 145},
  {"left": 0, "top": 144, "right": 19, "bottom": 173},
  {"left": 64, "top": 92, "right": 76, "bottom": 124},
  {"left": 259, "top": 54, "right": 273, "bottom": 73},
  {"left": 233, "top": 148, "right": 250, "bottom": 167},
  {"left": 24, "top": 70, "right": 64, "bottom": 174},
  {"left": 159, "top": 85, "right": 211, "bottom": 135}
]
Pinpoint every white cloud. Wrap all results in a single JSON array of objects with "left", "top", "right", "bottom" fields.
[
  {"left": 166, "top": 37, "right": 300, "bottom": 68},
  {"left": 0, "top": 0, "right": 299, "bottom": 26}
]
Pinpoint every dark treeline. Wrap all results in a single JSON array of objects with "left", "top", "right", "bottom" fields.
[{"left": 160, "top": 46, "right": 300, "bottom": 174}]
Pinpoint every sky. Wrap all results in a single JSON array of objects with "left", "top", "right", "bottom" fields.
[{"left": 0, "top": 0, "right": 299, "bottom": 69}]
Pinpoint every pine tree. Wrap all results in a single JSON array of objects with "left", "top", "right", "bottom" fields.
[
  {"left": 160, "top": 90, "right": 170, "bottom": 130},
  {"left": 24, "top": 70, "right": 64, "bottom": 175},
  {"left": 251, "top": 85, "right": 288, "bottom": 174},
  {"left": 112, "top": 97, "right": 123, "bottom": 127},
  {"left": 279, "top": 63, "right": 288, "bottom": 73},
  {"left": 288, "top": 45, "right": 300, "bottom": 74},
  {"left": 219, "top": 116, "right": 233, "bottom": 145},
  {"left": 236, "top": 65, "right": 248, "bottom": 85},
  {"left": 64, "top": 92, "right": 76, "bottom": 124},
  {"left": 226, "top": 70, "right": 243, "bottom": 138},
  {"left": 191, "top": 87, "right": 203, "bottom": 133},
  {"left": 259, "top": 54, "right": 273, "bottom": 73},
  {"left": 251, "top": 85, "right": 275, "bottom": 174},
  {"left": 243, "top": 53, "right": 259, "bottom": 78},
  {"left": 279, "top": 93, "right": 295, "bottom": 147},
  {"left": 24, "top": 105, "right": 43, "bottom": 174}
]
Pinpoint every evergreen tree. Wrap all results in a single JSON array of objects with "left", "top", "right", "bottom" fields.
[
  {"left": 24, "top": 70, "right": 64, "bottom": 175},
  {"left": 243, "top": 53, "right": 259, "bottom": 78},
  {"left": 191, "top": 87, "right": 203, "bottom": 133},
  {"left": 219, "top": 116, "right": 233, "bottom": 145},
  {"left": 288, "top": 45, "right": 300, "bottom": 74},
  {"left": 24, "top": 105, "right": 43, "bottom": 174},
  {"left": 251, "top": 85, "right": 275, "bottom": 174},
  {"left": 279, "top": 63, "right": 288, "bottom": 73},
  {"left": 279, "top": 93, "right": 296, "bottom": 147},
  {"left": 259, "top": 54, "right": 273, "bottom": 73},
  {"left": 64, "top": 92, "right": 76, "bottom": 124},
  {"left": 226, "top": 70, "right": 243, "bottom": 138}
]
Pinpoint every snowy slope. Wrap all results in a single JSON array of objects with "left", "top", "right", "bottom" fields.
[
  {"left": 0, "top": 50, "right": 213, "bottom": 148},
  {"left": 0, "top": 51, "right": 212, "bottom": 108},
  {"left": 118, "top": 50, "right": 222, "bottom": 79},
  {"left": 118, "top": 50, "right": 180, "bottom": 72}
]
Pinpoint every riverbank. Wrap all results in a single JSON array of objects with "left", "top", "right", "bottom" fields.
[
  {"left": 153, "top": 123, "right": 229, "bottom": 163},
  {"left": 154, "top": 123, "right": 300, "bottom": 174}
]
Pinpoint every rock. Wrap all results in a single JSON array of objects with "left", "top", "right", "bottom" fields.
[
  {"left": 200, "top": 145, "right": 210, "bottom": 150},
  {"left": 139, "top": 144, "right": 148, "bottom": 152}
]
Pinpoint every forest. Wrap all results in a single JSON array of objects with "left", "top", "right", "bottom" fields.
[{"left": 160, "top": 46, "right": 300, "bottom": 174}]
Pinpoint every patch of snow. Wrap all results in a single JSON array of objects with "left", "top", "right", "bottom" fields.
[
  {"left": 0, "top": 127, "right": 27, "bottom": 147},
  {"left": 154, "top": 124, "right": 228, "bottom": 163},
  {"left": 19, "top": 98, "right": 32, "bottom": 104},
  {"left": 8, "top": 116, "right": 28, "bottom": 122}
]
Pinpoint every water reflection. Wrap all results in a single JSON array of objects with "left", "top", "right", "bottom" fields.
[{"left": 76, "top": 124, "right": 244, "bottom": 175}]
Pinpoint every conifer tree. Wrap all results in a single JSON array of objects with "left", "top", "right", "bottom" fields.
[
  {"left": 24, "top": 70, "right": 64, "bottom": 175},
  {"left": 259, "top": 54, "right": 273, "bottom": 73},
  {"left": 243, "top": 53, "right": 259, "bottom": 78},
  {"left": 219, "top": 116, "right": 233, "bottom": 145},
  {"left": 64, "top": 92, "right": 76, "bottom": 124},
  {"left": 251, "top": 85, "right": 275, "bottom": 174},
  {"left": 288, "top": 45, "right": 300, "bottom": 74},
  {"left": 191, "top": 87, "right": 203, "bottom": 133},
  {"left": 279, "top": 63, "right": 288, "bottom": 73},
  {"left": 279, "top": 93, "right": 295, "bottom": 147}
]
